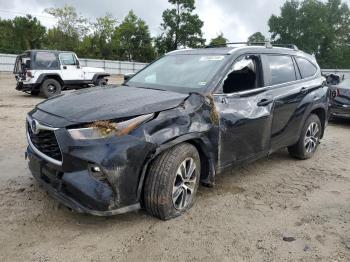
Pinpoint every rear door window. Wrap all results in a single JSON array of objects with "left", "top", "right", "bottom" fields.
[
  {"left": 295, "top": 57, "right": 317, "bottom": 78},
  {"left": 266, "top": 55, "right": 297, "bottom": 85}
]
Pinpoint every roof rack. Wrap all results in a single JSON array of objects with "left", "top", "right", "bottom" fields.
[{"left": 205, "top": 41, "right": 299, "bottom": 51}]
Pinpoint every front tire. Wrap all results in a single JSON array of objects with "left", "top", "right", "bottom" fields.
[
  {"left": 143, "top": 143, "right": 201, "bottom": 220},
  {"left": 96, "top": 78, "right": 108, "bottom": 86},
  {"left": 288, "top": 114, "right": 322, "bottom": 160},
  {"left": 40, "top": 79, "right": 62, "bottom": 98}
]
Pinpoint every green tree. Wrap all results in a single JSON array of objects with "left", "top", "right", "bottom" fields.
[
  {"left": 0, "top": 15, "right": 46, "bottom": 53},
  {"left": 156, "top": 0, "right": 205, "bottom": 54},
  {"left": 248, "top": 32, "right": 266, "bottom": 43},
  {"left": 112, "top": 10, "right": 155, "bottom": 62},
  {"left": 45, "top": 27, "right": 80, "bottom": 52},
  {"left": 44, "top": 5, "right": 88, "bottom": 39},
  {"left": 80, "top": 13, "right": 118, "bottom": 59},
  {"left": 44, "top": 5, "right": 89, "bottom": 53},
  {"left": 209, "top": 33, "right": 228, "bottom": 46},
  {"left": 0, "top": 19, "right": 16, "bottom": 53},
  {"left": 269, "top": 0, "right": 350, "bottom": 68}
]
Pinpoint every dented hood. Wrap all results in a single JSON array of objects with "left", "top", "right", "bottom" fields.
[{"left": 37, "top": 86, "right": 188, "bottom": 123}]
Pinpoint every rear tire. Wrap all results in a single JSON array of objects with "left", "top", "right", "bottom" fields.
[
  {"left": 143, "top": 143, "right": 201, "bottom": 220},
  {"left": 40, "top": 79, "right": 62, "bottom": 98},
  {"left": 288, "top": 114, "right": 322, "bottom": 160}
]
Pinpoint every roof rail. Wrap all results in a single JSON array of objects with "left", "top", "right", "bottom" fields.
[
  {"left": 206, "top": 41, "right": 299, "bottom": 51},
  {"left": 205, "top": 42, "right": 247, "bottom": 48},
  {"left": 166, "top": 48, "right": 193, "bottom": 55},
  {"left": 269, "top": 43, "right": 299, "bottom": 50}
]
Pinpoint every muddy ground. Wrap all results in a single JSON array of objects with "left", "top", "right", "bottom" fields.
[{"left": 0, "top": 72, "right": 349, "bottom": 262}]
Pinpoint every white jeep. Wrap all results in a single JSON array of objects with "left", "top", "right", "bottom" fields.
[{"left": 14, "top": 50, "right": 110, "bottom": 98}]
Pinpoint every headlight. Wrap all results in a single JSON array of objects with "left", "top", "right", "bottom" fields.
[{"left": 68, "top": 113, "right": 154, "bottom": 140}]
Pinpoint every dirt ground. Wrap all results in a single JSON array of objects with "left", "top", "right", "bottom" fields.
[{"left": 0, "top": 72, "right": 349, "bottom": 262}]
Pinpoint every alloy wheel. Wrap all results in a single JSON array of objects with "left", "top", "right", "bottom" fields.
[
  {"left": 304, "top": 122, "right": 320, "bottom": 153},
  {"left": 172, "top": 157, "right": 197, "bottom": 211}
]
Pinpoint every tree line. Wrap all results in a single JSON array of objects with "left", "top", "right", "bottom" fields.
[{"left": 0, "top": 0, "right": 349, "bottom": 68}]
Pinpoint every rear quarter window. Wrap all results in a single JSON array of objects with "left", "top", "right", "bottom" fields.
[
  {"left": 34, "top": 52, "right": 58, "bottom": 69},
  {"left": 295, "top": 57, "right": 317, "bottom": 78},
  {"left": 266, "top": 55, "right": 297, "bottom": 85}
]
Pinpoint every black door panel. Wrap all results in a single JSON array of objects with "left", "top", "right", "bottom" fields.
[
  {"left": 215, "top": 93, "right": 273, "bottom": 168},
  {"left": 268, "top": 78, "right": 324, "bottom": 151}
]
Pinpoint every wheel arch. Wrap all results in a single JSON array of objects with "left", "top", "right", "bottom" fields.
[
  {"left": 296, "top": 103, "right": 328, "bottom": 141},
  {"left": 92, "top": 73, "right": 110, "bottom": 84},
  {"left": 36, "top": 74, "right": 64, "bottom": 86},
  {"left": 310, "top": 107, "right": 327, "bottom": 138},
  {"left": 136, "top": 134, "right": 217, "bottom": 202}
]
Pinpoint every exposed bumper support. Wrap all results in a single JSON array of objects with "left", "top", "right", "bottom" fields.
[{"left": 27, "top": 146, "right": 141, "bottom": 216}]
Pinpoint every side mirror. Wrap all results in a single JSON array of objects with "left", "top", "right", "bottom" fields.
[
  {"left": 63, "top": 66, "right": 67, "bottom": 70},
  {"left": 76, "top": 60, "right": 80, "bottom": 69},
  {"left": 124, "top": 73, "right": 135, "bottom": 82}
]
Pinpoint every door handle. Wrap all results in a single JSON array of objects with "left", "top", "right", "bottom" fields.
[
  {"left": 300, "top": 87, "right": 308, "bottom": 94},
  {"left": 257, "top": 98, "right": 273, "bottom": 107}
]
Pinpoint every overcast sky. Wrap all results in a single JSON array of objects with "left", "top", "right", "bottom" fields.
[{"left": 0, "top": 0, "right": 349, "bottom": 42}]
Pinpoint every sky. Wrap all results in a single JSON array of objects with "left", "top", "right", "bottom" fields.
[{"left": 0, "top": 0, "right": 349, "bottom": 43}]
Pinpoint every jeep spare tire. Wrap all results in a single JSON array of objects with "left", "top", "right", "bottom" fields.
[{"left": 41, "top": 79, "right": 62, "bottom": 98}]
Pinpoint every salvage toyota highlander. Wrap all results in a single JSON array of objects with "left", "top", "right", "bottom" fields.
[{"left": 26, "top": 42, "right": 329, "bottom": 220}]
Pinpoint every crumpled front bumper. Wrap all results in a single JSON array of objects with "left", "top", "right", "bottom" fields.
[{"left": 27, "top": 144, "right": 142, "bottom": 216}]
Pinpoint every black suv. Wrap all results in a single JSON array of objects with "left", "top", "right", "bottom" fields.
[{"left": 26, "top": 43, "right": 329, "bottom": 220}]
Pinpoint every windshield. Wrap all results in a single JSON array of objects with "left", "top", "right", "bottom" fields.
[{"left": 128, "top": 54, "right": 228, "bottom": 93}]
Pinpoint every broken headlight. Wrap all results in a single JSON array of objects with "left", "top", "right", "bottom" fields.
[{"left": 68, "top": 113, "right": 154, "bottom": 140}]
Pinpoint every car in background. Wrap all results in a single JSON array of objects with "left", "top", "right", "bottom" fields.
[
  {"left": 323, "top": 73, "right": 343, "bottom": 85},
  {"left": 14, "top": 50, "right": 110, "bottom": 98},
  {"left": 329, "top": 78, "right": 350, "bottom": 119}
]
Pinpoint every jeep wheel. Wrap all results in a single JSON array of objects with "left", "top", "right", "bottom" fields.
[
  {"left": 41, "top": 79, "right": 61, "bottom": 98},
  {"left": 97, "top": 78, "right": 107, "bottom": 86},
  {"left": 143, "top": 143, "right": 200, "bottom": 220},
  {"left": 288, "top": 114, "right": 322, "bottom": 160}
]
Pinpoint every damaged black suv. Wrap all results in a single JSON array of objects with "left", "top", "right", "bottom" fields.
[{"left": 26, "top": 43, "right": 329, "bottom": 220}]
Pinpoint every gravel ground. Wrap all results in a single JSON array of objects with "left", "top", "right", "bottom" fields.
[{"left": 0, "top": 72, "right": 349, "bottom": 262}]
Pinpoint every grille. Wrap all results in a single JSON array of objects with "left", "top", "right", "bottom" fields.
[{"left": 27, "top": 122, "right": 62, "bottom": 162}]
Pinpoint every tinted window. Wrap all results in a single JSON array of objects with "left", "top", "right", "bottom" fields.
[
  {"left": 267, "top": 55, "right": 296, "bottom": 85},
  {"left": 60, "top": 53, "right": 77, "bottom": 65},
  {"left": 34, "top": 52, "right": 57, "bottom": 69},
  {"left": 296, "top": 57, "right": 317, "bottom": 78}
]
